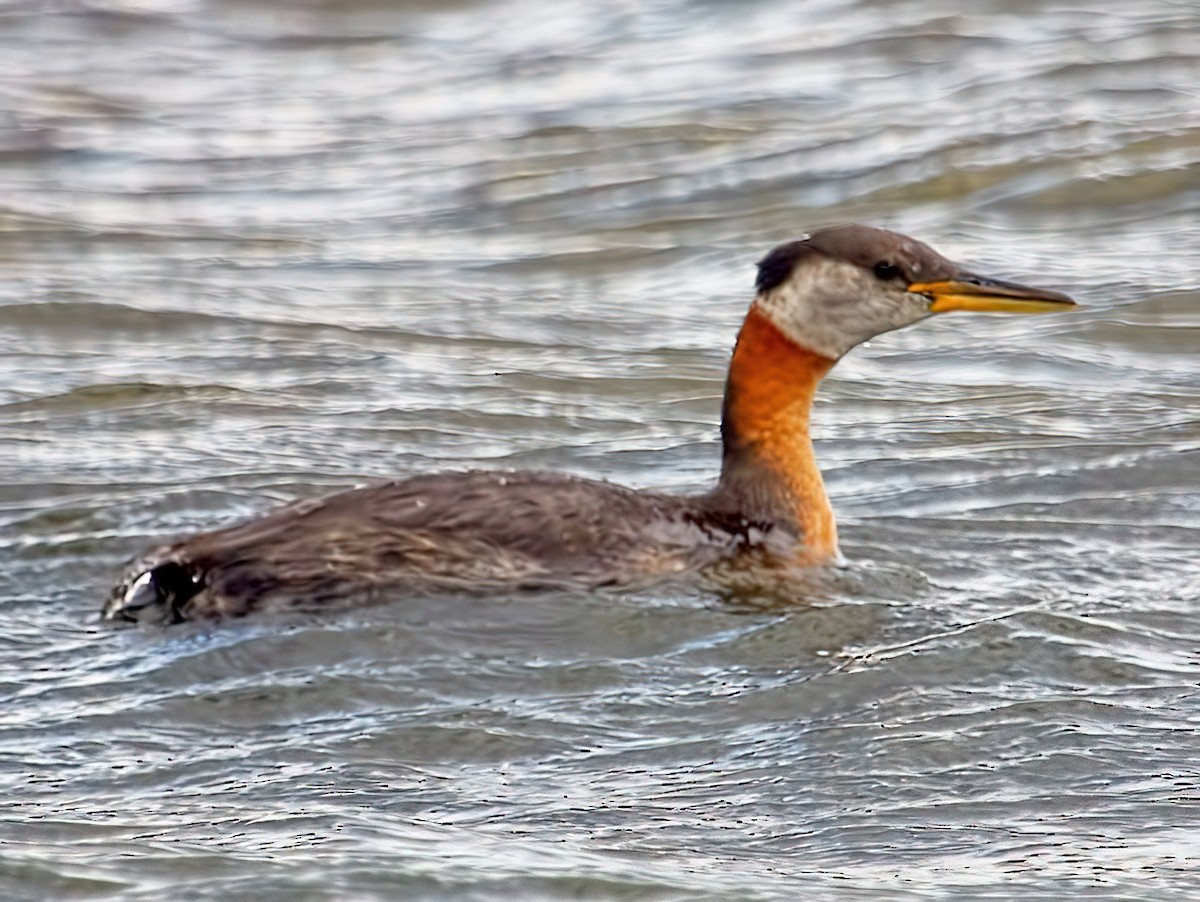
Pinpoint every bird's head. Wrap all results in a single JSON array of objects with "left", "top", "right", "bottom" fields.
[{"left": 753, "top": 224, "right": 1076, "bottom": 360}]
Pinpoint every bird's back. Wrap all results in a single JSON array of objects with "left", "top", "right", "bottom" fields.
[{"left": 106, "top": 470, "right": 774, "bottom": 622}]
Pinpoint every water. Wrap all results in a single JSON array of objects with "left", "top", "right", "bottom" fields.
[{"left": 2, "top": 0, "right": 1198, "bottom": 898}]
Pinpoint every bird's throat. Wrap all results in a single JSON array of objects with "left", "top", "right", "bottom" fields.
[{"left": 715, "top": 305, "right": 838, "bottom": 556}]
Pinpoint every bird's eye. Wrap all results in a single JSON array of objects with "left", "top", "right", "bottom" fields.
[{"left": 873, "top": 261, "right": 902, "bottom": 281}]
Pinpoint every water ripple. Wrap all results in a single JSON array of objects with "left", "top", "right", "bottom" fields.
[{"left": 2, "top": 0, "right": 1198, "bottom": 899}]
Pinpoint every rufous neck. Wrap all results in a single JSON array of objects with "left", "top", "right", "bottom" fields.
[{"left": 712, "top": 304, "right": 838, "bottom": 556}]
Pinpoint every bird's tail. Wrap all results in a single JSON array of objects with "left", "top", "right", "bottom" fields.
[{"left": 103, "top": 559, "right": 201, "bottom": 624}]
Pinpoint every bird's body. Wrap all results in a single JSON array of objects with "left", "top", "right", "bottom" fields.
[
  {"left": 104, "top": 225, "right": 1075, "bottom": 624},
  {"left": 118, "top": 472, "right": 793, "bottom": 620}
]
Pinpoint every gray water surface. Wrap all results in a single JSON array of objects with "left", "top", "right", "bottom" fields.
[{"left": 2, "top": 1, "right": 1199, "bottom": 899}]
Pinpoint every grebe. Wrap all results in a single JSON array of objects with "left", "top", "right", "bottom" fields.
[{"left": 104, "top": 225, "right": 1075, "bottom": 623}]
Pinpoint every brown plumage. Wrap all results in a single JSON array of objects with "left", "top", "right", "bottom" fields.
[
  {"left": 112, "top": 472, "right": 787, "bottom": 622},
  {"left": 104, "top": 225, "right": 1075, "bottom": 623}
]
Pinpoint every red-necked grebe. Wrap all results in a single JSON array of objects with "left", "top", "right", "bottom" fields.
[{"left": 104, "top": 224, "right": 1076, "bottom": 623}]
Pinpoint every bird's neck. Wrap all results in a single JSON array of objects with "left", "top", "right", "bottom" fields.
[{"left": 710, "top": 304, "right": 838, "bottom": 557}]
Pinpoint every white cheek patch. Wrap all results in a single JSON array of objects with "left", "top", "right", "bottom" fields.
[{"left": 754, "top": 258, "right": 932, "bottom": 359}]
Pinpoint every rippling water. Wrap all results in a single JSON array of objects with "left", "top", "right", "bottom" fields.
[{"left": 2, "top": 0, "right": 1198, "bottom": 898}]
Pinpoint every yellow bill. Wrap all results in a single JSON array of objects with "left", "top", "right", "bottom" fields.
[{"left": 908, "top": 276, "right": 1077, "bottom": 314}]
